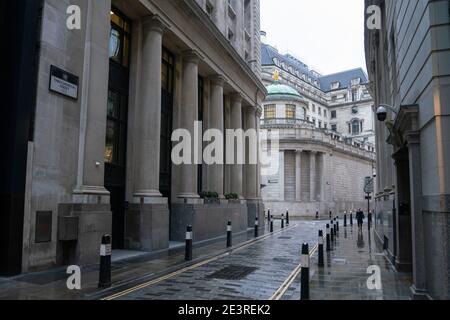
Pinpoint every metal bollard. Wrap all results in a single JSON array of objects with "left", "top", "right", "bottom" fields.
[
  {"left": 268, "top": 209, "right": 271, "bottom": 222},
  {"left": 185, "top": 225, "right": 193, "bottom": 261},
  {"left": 344, "top": 213, "right": 347, "bottom": 227},
  {"left": 227, "top": 221, "right": 232, "bottom": 248},
  {"left": 300, "top": 243, "right": 310, "bottom": 300},
  {"left": 281, "top": 214, "right": 285, "bottom": 229},
  {"left": 318, "top": 230, "right": 324, "bottom": 267},
  {"left": 270, "top": 216, "right": 274, "bottom": 233},
  {"left": 330, "top": 220, "right": 335, "bottom": 242},
  {"left": 98, "top": 234, "right": 112, "bottom": 288},
  {"left": 336, "top": 218, "right": 339, "bottom": 233},
  {"left": 254, "top": 217, "right": 259, "bottom": 238},
  {"left": 286, "top": 210, "right": 290, "bottom": 226},
  {"left": 350, "top": 211, "right": 353, "bottom": 225},
  {"left": 334, "top": 218, "right": 337, "bottom": 234},
  {"left": 329, "top": 211, "right": 332, "bottom": 219},
  {"left": 368, "top": 211, "right": 372, "bottom": 230},
  {"left": 326, "top": 224, "right": 331, "bottom": 251},
  {"left": 316, "top": 211, "right": 319, "bottom": 220}
]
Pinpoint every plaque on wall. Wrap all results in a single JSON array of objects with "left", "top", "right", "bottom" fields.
[
  {"left": 49, "top": 65, "right": 79, "bottom": 99},
  {"left": 35, "top": 211, "right": 53, "bottom": 243}
]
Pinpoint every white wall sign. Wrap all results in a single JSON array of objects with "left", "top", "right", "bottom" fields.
[{"left": 49, "top": 65, "right": 79, "bottom": 100}]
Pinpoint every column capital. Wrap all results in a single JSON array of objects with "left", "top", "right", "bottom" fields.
[
  {"left": 142, "top": 14, "right": 169, "bottom": 34},
  {"left": 209, "top": 74, "right": 226, "bottom": 86},
  {"left": 182, "top": 50, "right": 202, "bottom": 65},
  {"left": 230, "top": 92, "right": 243, "bottom": 104}
]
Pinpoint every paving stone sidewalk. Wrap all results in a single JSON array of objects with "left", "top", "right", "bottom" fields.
[{"left": 282, "top": 223, "right": 413, "bottom": 300}]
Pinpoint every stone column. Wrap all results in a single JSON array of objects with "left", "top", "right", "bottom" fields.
[
  {"left": 310, "top": 151, "right": 317, "bottom": 202},
  {"left": 230, "top": 93, "right": 243, "bottom": 198},
  {"left": 318, "top": 152, "right": 325, "bottom": 201},
  {"left": 245, "top": 107, "right": 258, "bottom": 199},
  {"left": 208, "top": 75, "right": 225, "bottom": 198},
  {"left": 178, "top": 51, "right": 201, "bottom": 200},
  {"left": 279, "top": 150, "right": 285, "bottom": 201},
  {"left": 405, "top": 131, "right": 427, "bottom": 298},
  {"left": 295, "top": 150, "right": 302, "bottom": 201},
  {"left": 256, "top": 108, "right": 262, "bottom": 198},
  {"left": 73, "top": 0, "right": 111, "bottom": 202},
  {"left": 133, "top": 16, "right": 166, "bottom": 202}
]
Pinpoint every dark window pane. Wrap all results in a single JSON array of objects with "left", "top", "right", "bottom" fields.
[
  {"left": 123, "top": 36, "right": 130, "bottom": 67},
  {"left": 105, "top": 120, "right": 116, "bottom": 163}
]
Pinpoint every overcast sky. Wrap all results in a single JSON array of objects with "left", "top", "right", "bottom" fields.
[{"left": 260, "top": 0, "right": 367, "bottom": 76}]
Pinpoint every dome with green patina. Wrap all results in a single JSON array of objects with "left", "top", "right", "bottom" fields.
[{"left": 265, "top": 83, "right": 305, "bottom": 102}]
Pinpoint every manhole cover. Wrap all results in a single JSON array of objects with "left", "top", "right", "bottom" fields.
[
  {"left": 206, "top": 265, "right": 258, "bottom": 280},
  {"left": 278, "top": 236, "right": 292, "bottom": 240}
]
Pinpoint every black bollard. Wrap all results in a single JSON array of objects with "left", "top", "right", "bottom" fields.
[
  {"left": 300, "top": 243, "right": 310, "bottom": 300},
  {"left": 329, "top": 211, "right": 332, "bottom": 219},
  {"left": 344, "top": 213, "right": 347, "bottom": 227},
  {"left": 318, "top": 230, "right": 324, "bottom": 267},
  {"left": 185, "top": 225, "right": 193, "bottom": 261},
  {"left": 336, "top": 219, "right": 339, "bottom": 233},
  {"left": 254, "top": 217, "right": 259, "bottom": 238},
  {"left": 286, "top": 210, "right": 290, "bottom": 226},
  {"left": 330, "top": 220, "right": 335, "bottom": 242},
  {"left": 98, "top": 234, "right": 112, "bottom": 288},
  {"left": 268, "top": 209, "right": 271, "bottom": 222},
  {"left": 334, "top": 218, "right": 337, "bottom": 234},
  {"left": 326, "top": 224, "right": 331, "bottom": 251},
  {"left": 227, "top": 221, "right": 232, "bottom": 248},
  {"left": 270, "top": 215, "right": 274, "bottom": 233},
  {"left": 316, "top": 211, "right": 319, "bottom": 220},
  {"left": 350, "top": 212, "right": 353, "bottom": 226},
  {"left": 281, "top": 214, "right": 285, "bottom": 229}
]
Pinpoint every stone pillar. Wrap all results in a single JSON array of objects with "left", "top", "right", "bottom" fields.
[
  {"left": 178, "top": 50, "right": 201, "bottom": 200},
  {"left": 405, "top": 131, "right": 427, "bottom": 298},
  {"left": 295, "top": 150, "right": 302, "bottom": 201},
  {"left": 318, "top": 152, "right": 325, "bottom": 201},
  {"left": 133, "top": 16, "right": 166, "bottom": 202},
  {"left": 279, "top": 150, "right": 285, "bottom": 201},
  {"left": 310, "top": 151, "right": 317, "bottom": 202},
  {"left": 73, "top": 0, "right": 111, "bottom": 201},
  {"left": 256, "top": 108, "right": 262, "bottom": 198},
  {"left": 245, "top": 107, "right": 258, "bottom": 199},
  {"left": 230, "top": 93, "right": 243, "bottom": 198},
  {"left": 208, "top": 75, "right": 225, "bottom": 198}
]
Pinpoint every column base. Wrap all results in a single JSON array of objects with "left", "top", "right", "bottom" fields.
[
  {"left": 72, "top": 185, "right": 110, "bottom": 204},
  {"left": 410, "top": 285, "right": 431, "bottom": 300},
  {"left": 125, "top": 203, "right": 169, "bottom": 251}
]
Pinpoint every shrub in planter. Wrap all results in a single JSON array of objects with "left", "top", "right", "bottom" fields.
[
  {"left": 225, "top": 193, "right": 239, "bottom": 200},
  {"left": 200, "top": 191, "right": 219, "bottom": 203}
]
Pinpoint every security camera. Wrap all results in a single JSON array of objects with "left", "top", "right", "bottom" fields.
[{"left": 376, "top": 105, "right": 387, "bottom": 122}]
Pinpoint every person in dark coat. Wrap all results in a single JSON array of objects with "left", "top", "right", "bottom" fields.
[{"left": 356, "top": 209, "right": 365, "bottom": 232}]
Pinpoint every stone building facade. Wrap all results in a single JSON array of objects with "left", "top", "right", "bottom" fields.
[
  {"left": 1, "top": 0, "right": 266, "bottom": 275},
  {"left": 260, "top": 44, "right": 376, "bottom": 217},
  {"left": 365, "top": 0, "right": 450, "bottom": 299}
]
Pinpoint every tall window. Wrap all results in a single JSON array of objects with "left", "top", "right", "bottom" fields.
[
  {"left": 264, "top": 105, "right": 276, "bottom": 119},
  {"left": 331, "top": 110, "right": 337, "bottom": 119},
  {"left": 109, "top": 10, "right": 131, "bottom": 67},
  {"left": 351, "top": 119, "right": 362, "bottom": 135},
  {"left": 285, "top": 104, "right": 296, "bottom": 119},
  {"left": 105, "top": 9, "right": 131, "bottom": 165}
]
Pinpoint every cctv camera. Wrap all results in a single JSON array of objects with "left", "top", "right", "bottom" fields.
[{"left": 376, "top": 106, "right": 387, "bottom": 122}]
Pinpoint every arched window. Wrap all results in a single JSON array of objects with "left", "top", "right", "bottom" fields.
[{"left": 350, "top": 119, "right": 363, "bottom": 135}]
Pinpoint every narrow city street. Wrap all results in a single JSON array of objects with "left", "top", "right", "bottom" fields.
[{"left": 0, "top": 219, "right": 413, "bottom": 301}]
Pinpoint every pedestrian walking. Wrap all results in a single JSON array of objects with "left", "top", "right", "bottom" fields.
[{"left": 356, "top": 208, "right": 365, "bottom": 232}]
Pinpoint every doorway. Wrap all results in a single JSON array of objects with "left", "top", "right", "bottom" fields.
[{"left": 104, "top": 8, "right": 131, "bottom": 250}]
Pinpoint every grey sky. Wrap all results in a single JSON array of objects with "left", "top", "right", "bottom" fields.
[{"left": 260, "top": 0, "right": 367, "bottom": 76}]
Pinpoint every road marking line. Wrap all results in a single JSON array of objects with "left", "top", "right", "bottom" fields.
[
  {"left": 269, "top": 237, "right": 324, "bottom": 301},
  {"left": 102, "top": 224, "right": 298, "bottom": 300}
]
